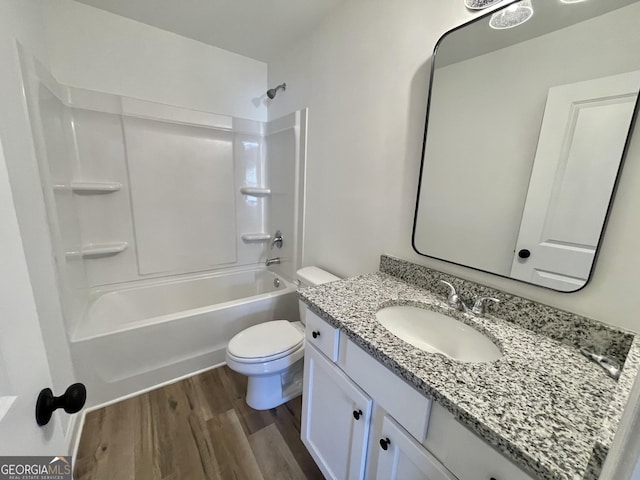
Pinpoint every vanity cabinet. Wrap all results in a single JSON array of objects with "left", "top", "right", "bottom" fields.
[
  {"left": 303, "top": 339, "right": 454, "bottom": 480},
  {"left": 301, "top": 308, "right": 537, "bottom": 480}
]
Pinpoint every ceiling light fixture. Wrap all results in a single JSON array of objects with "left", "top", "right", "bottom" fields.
[
  {"left": 489, "top": 0, "right": 534, "bottom": 29},
  {"left": 464, "top": 0, "right": 502, "bottom": 10}
]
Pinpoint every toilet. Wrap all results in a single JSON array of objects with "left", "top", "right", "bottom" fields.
[{"left": 225, "top": 266, "right": 339, "bottom": 410}]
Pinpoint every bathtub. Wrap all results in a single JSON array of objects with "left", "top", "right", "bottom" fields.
[{"left": 70, "top": 268, "right": 299, "bottom": 407}]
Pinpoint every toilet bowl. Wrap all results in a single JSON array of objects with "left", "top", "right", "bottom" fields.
[{"left": 225, "top": 266, "right": 339, "bottom": 410}]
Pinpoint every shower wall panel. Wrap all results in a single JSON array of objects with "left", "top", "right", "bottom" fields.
[
  {"left": 265, "top": 112, "right": 305, "bottom": 280},
  {"left": 123, "top": 117, "right": 236, "bottom": 275},
  {"left": 68, "top": 106, "right": 267, "bottom": 287},
  {"left": 34, "top": 82, "right": 89, "bottom": 335},
  {"left": 71, "top": 108, "right": 137, "bottom": 287},
  {"left": 22, "top": 57, "right": 306, "bottom": 378},
  {"left": 233, "top": 129, "right": 269, "bottom": 266},
  {"left": 25, "top": 66, "right": 305, "bottom": 344}
]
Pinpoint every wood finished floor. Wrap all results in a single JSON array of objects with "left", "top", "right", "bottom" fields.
[{"left": 74, "top": 366, "right": 324, "bottom": 480}]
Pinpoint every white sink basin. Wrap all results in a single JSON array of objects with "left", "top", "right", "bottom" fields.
[{"left": 375, "top": 306, "right": 502, "bottom": 363}]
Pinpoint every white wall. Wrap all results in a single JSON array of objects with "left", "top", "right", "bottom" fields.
[
  {"left": 268, "top": 0, "right": 640, "bottom": 333},
  {"left": 42, "top": 0, "right": 268, "bottom": 121}
]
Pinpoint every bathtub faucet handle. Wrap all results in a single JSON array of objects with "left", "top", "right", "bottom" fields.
[{"left": 271, "top": 230, "right": 283, "bottom": 249}]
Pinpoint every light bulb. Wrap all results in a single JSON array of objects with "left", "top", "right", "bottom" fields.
[{"left": 489, "top": 0, "right": 534, "bottom": 30}]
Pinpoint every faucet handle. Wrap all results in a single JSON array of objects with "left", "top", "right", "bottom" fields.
[
  {"left": 440, "top": 280, "right": 456, "bottom": 296},
  {"left": 472, "top": 297, "right": 500, "bottom": 316},
  {"left": 271, "top": 230, "right": 283, "bottom": 249}
]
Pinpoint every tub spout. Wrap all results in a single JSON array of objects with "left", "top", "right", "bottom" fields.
[{"left": 265, "top": 257, "right": 281, "bottom": 266}]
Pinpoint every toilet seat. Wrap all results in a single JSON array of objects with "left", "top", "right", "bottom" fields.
[{"left": 227, "top": 320, "right": 304, "bottom": 364}]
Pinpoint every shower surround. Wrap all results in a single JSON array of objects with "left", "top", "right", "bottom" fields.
[{"left": 22, "top": 56, "right": 307, "bottom": 407}]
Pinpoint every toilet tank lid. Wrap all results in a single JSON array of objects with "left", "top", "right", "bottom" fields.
[{"left": 296, "top": 266, "right": 340, "bottom": 286}]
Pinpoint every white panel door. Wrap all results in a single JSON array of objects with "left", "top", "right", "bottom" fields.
[
  {"left": 0, "top": 140, "right": 66, "bottom": 455},
  {"left": 511, "top": 71, "right": 640, "bottom": 290},
  {"left": 302, "top": 344, "right": 372, "bottom": 480},
  {"left": 375, "top": 415, "right": 455, "bottom": 480}
]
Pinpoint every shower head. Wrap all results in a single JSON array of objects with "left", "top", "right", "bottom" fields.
[{"left": 267, "top": 83, "right": 286, "bottom": 99}]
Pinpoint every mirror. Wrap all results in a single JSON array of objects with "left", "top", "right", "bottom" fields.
[{"left": 413, "top": 0, "right": 640, "bottom": 292}]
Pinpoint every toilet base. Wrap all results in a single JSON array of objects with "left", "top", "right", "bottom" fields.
[{"left": 245, "top": 358, "right": 303, "bottom": 410}]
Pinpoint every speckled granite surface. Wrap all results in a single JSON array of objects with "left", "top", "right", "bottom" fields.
[
  {"left": 298, "top": 264, "right": 640, "bottom": 480},
  {"left": 584, "top": 337, "right": 640, "bottom": 480},
  {"left": 380, "top": 255, "right": 635, "bottom": 365}
]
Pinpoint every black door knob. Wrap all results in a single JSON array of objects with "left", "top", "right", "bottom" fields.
[
  {"left": 380, "top": 438, "right": 391, "bottom": 450},
  {"left": 518, "top": 249, "right": 531, "bottom": 259},
  {"left": 312, "top": 331, "right": 320, "bottom": 339},
  {"left": 36, "top": 383, "right": 87, "bottom": 426},
  {"left": 352, "top": 409, "right": 363, "bottom": 420}
]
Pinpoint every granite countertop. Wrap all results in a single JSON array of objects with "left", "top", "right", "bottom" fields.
[{"left": 299, "top": 271, "right": 639, "bottom": 480}]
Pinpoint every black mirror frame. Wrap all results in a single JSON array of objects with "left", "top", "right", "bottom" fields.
[{"left": 411, "top": 0, "right": 640, "bottom": 293}]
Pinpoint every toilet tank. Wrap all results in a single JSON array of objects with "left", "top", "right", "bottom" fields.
[{"left": 296, "top": 267, "right": 340, "bottom": 324}]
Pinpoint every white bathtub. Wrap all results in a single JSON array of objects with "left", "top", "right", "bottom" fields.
[{"left": 70, "top": 268, "right": 299, "bottom": 407}]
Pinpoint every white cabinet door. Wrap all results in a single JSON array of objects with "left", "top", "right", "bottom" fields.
[
  {"left": 302, "top": 344, "right": 372, "bottom": 480},
  {"left": 511, "top": 70, "right": 640, "bottom": 290},
  {"left": 424, "top": 403, "right": 535, "bottom": 480},
  {"left": 375, "top": 415, "right": 456, "bottom": 480}
]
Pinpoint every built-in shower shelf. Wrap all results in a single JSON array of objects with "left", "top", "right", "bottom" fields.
[
  {"left": 66, "top": 242, "right": 129, "bottom": 259},
  {"left": 240, "top": 187, "right": 271, "bottom": 197},
  {"left": 54, "top": 182, "right": 122, "bottom": 194},
  {"left": 241, "top": 233, "right": 272, "bottom": 242}
]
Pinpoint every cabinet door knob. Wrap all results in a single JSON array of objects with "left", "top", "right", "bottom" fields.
[
  {"left": 518, "top": 249, "right": 531, "bottom": 259},
  {"left": 312, "top": 331, "right": 320, "bottom": 339},
  {"left": 379, "top": 437, "right": 391, "bottom": 450},
  {"left": 352, "top": 409, "right": 363, "bottom": 420}
]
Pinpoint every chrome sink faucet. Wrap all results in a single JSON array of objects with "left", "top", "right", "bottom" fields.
[
  {"left": 439, "top": 280, "right": 499, "bottom": 317},
  {"left": 440, "top": 280, "right": 468, "bottom": 312}
]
